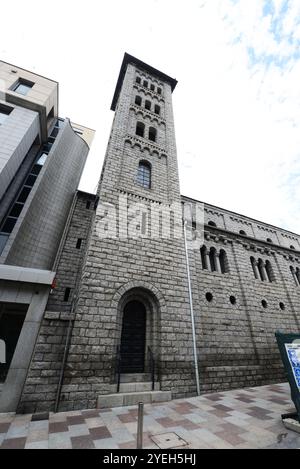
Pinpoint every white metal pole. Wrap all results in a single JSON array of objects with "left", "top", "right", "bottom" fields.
[{"left": 183, "top": 220, "right": 201, "bottom": 396}]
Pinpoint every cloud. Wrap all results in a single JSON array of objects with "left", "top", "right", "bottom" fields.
[
  {"left": 177, "top": 0, "right": 300, "bottom": 233},
  {"left": 1, "top": 0, "right": 299, "bottom": 234}
]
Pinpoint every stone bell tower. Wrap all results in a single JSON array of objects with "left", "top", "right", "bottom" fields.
[{"left": 60, "top": 54, "right": 197, "bottom": 410}]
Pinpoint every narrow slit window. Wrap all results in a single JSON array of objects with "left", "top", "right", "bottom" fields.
[
  {"left": 135, "top": 95, "right": 142, "bottom": 106},
  {"left": 136, "top": 121, "right": 145, "bottom": 138},
  {"left": 148, "top": 126, "right": 157, "bottom": 142},
  {"left": 64, "top": 288, "right": 71, "bottom": 302},
  {"left": 76, "top": 238, "right": 83, "bottom": 249}
]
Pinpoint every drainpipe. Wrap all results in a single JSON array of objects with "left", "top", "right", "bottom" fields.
[{"left": 183, "top": 220, "right": 201, "bottom": 396}]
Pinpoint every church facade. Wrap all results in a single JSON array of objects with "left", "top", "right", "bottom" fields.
[{"left": 1, "top": 54, "right": 299, "bottom": 414}]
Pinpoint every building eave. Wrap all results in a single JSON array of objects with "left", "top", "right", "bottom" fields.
[{"left": 111, "top": 53, "right": 178, "bottom": 111}]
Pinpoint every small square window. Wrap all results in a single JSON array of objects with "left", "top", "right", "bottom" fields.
[
  {"left": 0, "top": 105, "right": 12, "bottom": 125},
  {"left": 12, "top": 79, "right": 34, "bottom": 96}
]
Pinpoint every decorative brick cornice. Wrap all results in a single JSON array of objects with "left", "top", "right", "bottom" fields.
[
  {"left": 129, "top": 104, "right": 165, "bottom": 126},
  {"left": 124, "top": 134, "right": 168, "bottom": 159},
  {"left": 133, "top": 84, "right": 165, "bottom": 103}
]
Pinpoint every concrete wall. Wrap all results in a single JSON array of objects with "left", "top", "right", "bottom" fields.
[
  {"left": 0, "top": 61, "right": 58, "bottom": 141},
  {"left": 2, "top": 121, "right": 90, "bottom": 270},
  {"left": 0, "top": 101, "right": 40, "bottom": 200},
  {"left": 0, "top": 265, "right": 55, "bottom": 413}
]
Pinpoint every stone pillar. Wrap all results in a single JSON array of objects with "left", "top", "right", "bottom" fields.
[
  {"left": 258, "top": 260, "right": 268, "bottom": 281},
  {"left": 215, "top": 252, "right": 221, "bottom": 273},
  {"left": 252, "top": 260, "right": 260, "bottom": 279},
  {"left": 205, "top": 251, "right": 211, "bottom": 271}
]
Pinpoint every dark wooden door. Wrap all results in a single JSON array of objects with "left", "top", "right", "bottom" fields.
[{"left": 120, "top": 301, "right": 146, "bottom": 373}]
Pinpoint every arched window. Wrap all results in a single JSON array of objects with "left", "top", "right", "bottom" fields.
[
  {"left": 209, "top": 248, "right": 217, "bottom": 272},
  {"left": 296, "top": 267, "right": 300, "bottom": 285},
  {"left": 136, "top": 161, "right": 151, "bottom": 189},
  {"left": 157, "top": 87, "right": 162, "bottom": 94},
  {"left": 148, "top": 127, "right": 157, "bottom": 142},
  {"left": 208, "top": 221, "right": 217, "bottom": 227},
  {"left": 135, "top": 95, "right": 142, "bottom": 106},
  {"left": 200, "top": 245, "right": 208, "bottom": 270},
  {"left": 257, "top": 258, "right": 266, "bottom": 281},
  {"left": 290, "top": 266, "right": 299, "bottom": 286},
  {"left": 145, "top": 100, "right": 151, "bottom": 111},
  {"left": 136, "top": 76, "right": 141, "bottom": 84},
  {"left": 150, "top": 84, "right": 155, "bottom": 91},
  {"left": 265, "top": 260, "right": 275, "bottom": 283},
  {"left": 136, "top": 121, "right": 145, "bottom": 138},
  {"left": 154, "top": 105, "right": 160, "bottom": 115},
  {"left": 219, "top": 249, "right": 229, "bottom": 274},
  {"left": 251, "top": 257, "right": 258, "bottom": 279},
  {"left": 239, "top": 230, "right": 246, "bottom": 236},
  {"left": 143, "top": 80, "right": 148, "bottom": 88}
]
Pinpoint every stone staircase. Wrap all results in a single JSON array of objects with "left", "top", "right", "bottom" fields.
[{"left": 97, "top": 374, "right": 172, "bottom": 409}]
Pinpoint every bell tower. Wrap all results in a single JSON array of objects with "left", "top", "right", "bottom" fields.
[{"left": 62, "top": 54, "right": 197, "bottom": 409}]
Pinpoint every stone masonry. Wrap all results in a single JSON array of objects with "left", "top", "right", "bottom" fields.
[{"left": 16, "top": 54, "right": 300, "bottom": 413}]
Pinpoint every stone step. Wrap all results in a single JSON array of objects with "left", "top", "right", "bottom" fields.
[
  {"left": 97, "top": 390, "right": 172, "bottom": 409},
  {"left": 120, "top": 373, "right": 151, "bottom": 383},
  {"left": 119, "top": 382, "right": 160, "bottom": 393}
]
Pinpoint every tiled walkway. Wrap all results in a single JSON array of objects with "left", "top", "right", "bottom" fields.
[{"left": 0, "top": 383, "right": 299, "bottom": 449}]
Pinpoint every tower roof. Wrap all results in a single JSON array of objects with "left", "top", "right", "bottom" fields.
[{"left": 111, "top": 53, "right": 178, "bottom": 111}]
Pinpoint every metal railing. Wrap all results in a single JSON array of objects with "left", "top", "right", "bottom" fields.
[{"left": 116, "top": 347, "right": 156, "bottom": 392}]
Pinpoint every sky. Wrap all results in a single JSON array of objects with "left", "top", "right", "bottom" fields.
[{"left": 1, "top": 0, "right": 300, "bottom": 233}]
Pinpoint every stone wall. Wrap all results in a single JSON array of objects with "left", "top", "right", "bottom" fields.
[{"left": 16, "top": 58, "right": 300, "bottom": 413}]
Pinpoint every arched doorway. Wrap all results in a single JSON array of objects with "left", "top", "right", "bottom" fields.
[{"left": 120, "top": 300, "right": 146, "bottom": 373}]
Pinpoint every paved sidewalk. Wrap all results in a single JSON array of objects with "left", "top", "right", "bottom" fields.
[{"left": 0, "top": 383, "right": 299, "bottom": 449}]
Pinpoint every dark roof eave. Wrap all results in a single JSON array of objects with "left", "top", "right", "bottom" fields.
[{"left": 110, "top": 53, "right": 178, "bottom": 111}]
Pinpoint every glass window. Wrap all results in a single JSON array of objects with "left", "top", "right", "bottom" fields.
[
  {"left": 24, "top": 174, "right": 37, "bottom": 187},
  {"left": 0, "top": 105, "right": 12, "bottom": 125},
  {"left": 136, "top": 122, "right": 145, "bottom": 138},
  {"left": 9, "top": 203, "right": 24, "bottom": 218},
  {"left": 36, "top": 153, "right": 48, "bottom": 166},
  {"left": 13, "top": 80, "right": 34, "bottom": 96},
  {"left": 135, "top": 96, "right": 142, "bottom": 106},
  {"left": 17, "top": 187, "right": 31, "bottom": 204},
  {"left": 0, "top": 234, "right": 9, "bottom": 255},
  {"left": 31, "top": 164, "right": 42, "bottom": 176},
  {"left": 148, "top": 126, "right": 157, "bottom": 142},
  {"left": 1, "top": 217, "right": 17, "bottom": 234},
  {"left": 137, "top": 162, "right": 151, "bottom": 189}
]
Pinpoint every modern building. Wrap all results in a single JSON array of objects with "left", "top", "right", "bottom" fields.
[
  {"left": 0, "top": 61, "right": 94, "bottom": 412},
  {"left": 1, "top": 54, "right": 299, "bottom": 415}
]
